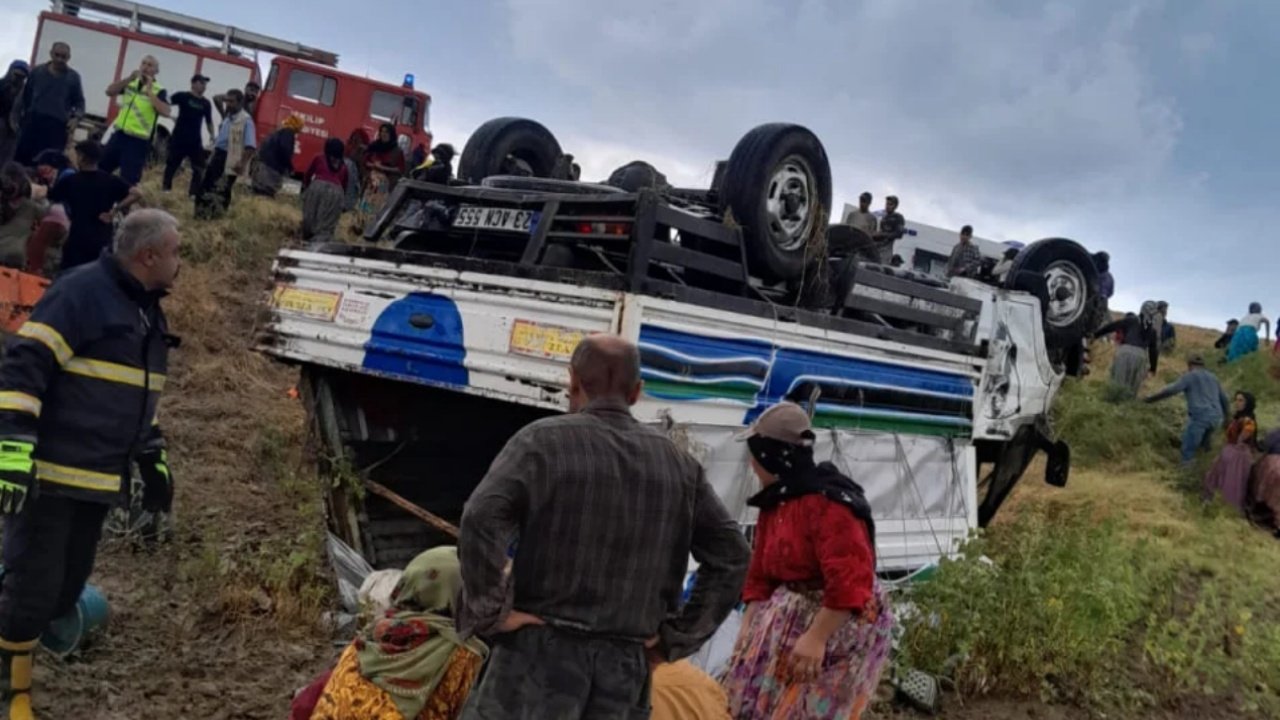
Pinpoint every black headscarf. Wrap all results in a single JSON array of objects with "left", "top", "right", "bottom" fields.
[
  {"left": 367, "top": 122, "right": 398, "bottom": 155},
  {"left": 746, "top": 436, "right": 877, "bottom": 554},
  {"left": 1235, "top": 391, "right": 1257, "bottom": 421},
  {"left": 323, "top": 137, "right": 345, "bottom": 169}
]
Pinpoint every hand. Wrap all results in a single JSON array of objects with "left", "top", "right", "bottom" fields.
[
  {"left": 496, "top": 610, "right": 544, "bottom": 634},
  {"left": 98, "top": 211, "right": 114, "bottom": 224},
  {"left": 787, "top": 630, "right": 826, "bottom": 683},
  {"left": 138, "top": 449, "right": 173, "bottom": 513},
  {"left": 129, "top": 70, "right": 141, "bottom": 81},
  {"left": 0, "top": 441, "right": 35, "bottom": 515},
  {"left": 644, "top": 635, "right": 664, "bottom": 668}
]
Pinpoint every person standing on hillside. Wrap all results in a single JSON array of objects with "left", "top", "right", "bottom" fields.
[
  {"left": 212, "top": 81, "right": 260, "bottom": 119},
  {"left": 457, "top": 334, "right": 750, "bottom": 719},
  {"left": 875, "top": 195, "right": 906, "bottom": 265},
  {"left": 843, "top": 192, "right": 881, "bottom": 262},
  {"left": 48, "top": 140, "right": 142, "bottom": 271},
  {"left": 251, "top": 115, "right": 302, "bottom": 197},
  {"left": 945, "top": 225, "right": 983, "bottom": 279},
  {"left": 0, "top": 208, "right": 181, "bottom": 719},
  {"left": 1093, "top": 304, "right": 1159, "bottom": 398},
  {"left": 1142, "top": 354, "right": 1231, "bottom": 464},
  {"left": 100, "top": 56, "right": 170, "bottom": 187},
  {"left": 195, "top": 89, "right": 255, "bottom": 219},
  {"left": 162, "top": 74, "right": 214, "bottom": 197},
  {"left": 1228, "top": 302, "right": 1270, "bottom": 362},
  {"left": 14, "top": 43, "right": 84, "bottom": 167},
  {"left": 0, "top": 61, "right": 30, "bottom": 165}
]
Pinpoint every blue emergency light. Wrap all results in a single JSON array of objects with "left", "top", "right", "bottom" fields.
[{"left": 403, "top": 73, "right": 415, "bottom": 89}]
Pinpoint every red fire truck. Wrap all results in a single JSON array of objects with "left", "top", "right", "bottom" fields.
[{"left": 31, "top": 0, "right": 432, "bottom": 173}]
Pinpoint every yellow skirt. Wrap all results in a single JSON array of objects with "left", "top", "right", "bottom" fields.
[{"left": 310, "top": 643, "right": 483, "bottom": 720}]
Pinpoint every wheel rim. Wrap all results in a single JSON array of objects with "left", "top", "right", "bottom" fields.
[
  {"left": 765, "top": 156, "right": 814, "bottom": 251},
  {"left": 1043, "top": 260, "right": 1087, "bottom": 327}
]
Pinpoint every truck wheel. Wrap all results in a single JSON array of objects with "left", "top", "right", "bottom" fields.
[
  {"left": 459, "top": 118, "right": 563, "bottom": 184},
  {"left": 1004, "top": 238, "right": 1101, "bottom": 350},
  {"left": 720, "top": 124, "right": 832, "bottom": 284},
  {"left": 480, "top": 176, "right": 623, "bottom": 195}
]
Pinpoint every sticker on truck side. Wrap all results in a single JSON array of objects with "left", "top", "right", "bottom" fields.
[
  {"left": 508, "top": 319, "right": 586, "bottom": 360},
  {"left": 272, "top": 285, "right": 342, "bottom": 321}
]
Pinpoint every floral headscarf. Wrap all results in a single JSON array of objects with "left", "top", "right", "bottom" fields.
[{"left": 354, "top": 546, "right": 488, "bottom": 719}]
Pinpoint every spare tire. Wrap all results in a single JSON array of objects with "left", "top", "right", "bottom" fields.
[
  {"left": 720, "top": 124, "right": 832, "bottom": 283},
  {"left": 459, "top": 118, "right": 563, "bottom": 184},
  {"left": 1004, "top": 238, "right": 1103, "bottom": 350}
]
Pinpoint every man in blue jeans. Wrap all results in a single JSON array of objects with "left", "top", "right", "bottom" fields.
[{"left": 1142, "top": 354, "right": 1231, "bottom": 463}]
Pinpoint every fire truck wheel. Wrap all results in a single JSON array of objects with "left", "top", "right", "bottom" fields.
[
  {"left": 720, "top": 124, "right": 832, "bottom": 284},
  {"left": 459, "top": 118, "right": 563, "bottom": 184},
  {"left": 1004, "top": 238, "right": 1103, "bottom": 352}
]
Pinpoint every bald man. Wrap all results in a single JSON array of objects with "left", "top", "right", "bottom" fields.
[{"left": 458, "top": 334, "right": 750, "bottom": 720}]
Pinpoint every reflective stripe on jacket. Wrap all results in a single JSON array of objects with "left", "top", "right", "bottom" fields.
[
  {"left": 0, "top": 256, "right": 172, "bottom": 503},
  {"left": 113, "top": 78, "right": 165, "bottom": 139}
]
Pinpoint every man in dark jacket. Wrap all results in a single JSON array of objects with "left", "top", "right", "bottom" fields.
[
  {"left": 0, "top": 61, "right": 29, "bottom": 165},
  {"left": 14, "top": 43, "right": 84, "bottom": 167},
  {"left": 0, "top": 209, "right": 181, "bottom": 718}
]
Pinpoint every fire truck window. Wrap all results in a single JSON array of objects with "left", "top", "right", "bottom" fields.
[
  {"left": 401, "top": 97, "right": 419, "bottom": 128},
  {"left": 369, "top": 90, "right": 404, "bottom": 123},
  {"left": 287, "top": 69, "right": 337, "bottom": 107}
]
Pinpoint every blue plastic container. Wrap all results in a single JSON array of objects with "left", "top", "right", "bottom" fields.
[{"left": 40, "top": 584, "right": 109, "bottom": 657}]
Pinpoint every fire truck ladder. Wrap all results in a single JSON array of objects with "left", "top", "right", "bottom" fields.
[{"left": 51, "top": 0, "right": 340, "bottom": 67}]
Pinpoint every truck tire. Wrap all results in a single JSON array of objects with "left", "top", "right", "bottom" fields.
[
  {"left": 720, "top": 124, "right": 832, "bottom": 284},
  {"left": 1004, "top": 238, "right": 1102, "bottom": 351},
  {"left": 459, "top": 118, "right": 563, "bottom": 184},
  {"left": 480, "top": 176, "right": 623, "bottom": 195}
]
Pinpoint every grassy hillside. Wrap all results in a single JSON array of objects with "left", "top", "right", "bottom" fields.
[{"left": 899, "top": 325, "right": 1280, "bottom": 717}]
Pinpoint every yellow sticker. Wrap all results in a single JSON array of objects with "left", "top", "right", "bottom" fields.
[
  {"left": 273, "top": 285, "right": 341, "bottom": 321},
  {"left": 509, "top": 319, "right": 586, "bottom": 360}
]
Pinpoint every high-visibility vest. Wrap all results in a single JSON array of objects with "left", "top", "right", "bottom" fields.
[{"left": 113, "top": 77, "right": 165, "bottom": 139}]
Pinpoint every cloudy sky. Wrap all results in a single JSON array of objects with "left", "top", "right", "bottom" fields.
[{"left": 3, "top": 0, "right": 1276, "bottom": 328}]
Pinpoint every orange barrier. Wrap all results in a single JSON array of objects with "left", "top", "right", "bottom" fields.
[{"left": 0, "top": 268, "right": 50, "bottom": 334}]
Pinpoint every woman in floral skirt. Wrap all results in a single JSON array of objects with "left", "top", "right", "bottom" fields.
[{"left": 721, "top": 402, "right": 893, "bottom": 719}]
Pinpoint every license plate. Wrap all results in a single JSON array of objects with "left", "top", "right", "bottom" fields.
[
  {"left": 454, "top": 205, "right": 538, "bottom": 233},
  {"left": 272, "top": 285, "right": 341, "bottom": 321},
  {"left": 509, "top": 319, "right": 586, "bottom": 360}
]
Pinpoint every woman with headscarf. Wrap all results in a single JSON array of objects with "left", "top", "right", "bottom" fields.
[
  {"left": 1092, "top": 301, "right": 1159, "bottom": 398},
  {"left": 251, "top": 115, "right": 302, "bottom": 197},
  {"left": 1250, "top": 430, "right": 1280, "bottom": 536},
  {"left": 1229, "top": 303, "right": 1270, "bottom": 362},
  {"left": 352, "top": 123, "right": 405, "bottom": 231},
  {"left": 1203, "top": 391, "right": 1257, "bottom": 513},
  {"left": 292, "top": 546, "right": 488, "bottom": 720},
  {"left": 301, "top": 138, "right": 351, "bottom": 245},
  {"left": 720, "top": 402, "right": 893, "bottom": 720},
  {"left": 342, "top": 128, "right": 370, "bottom": 211}
]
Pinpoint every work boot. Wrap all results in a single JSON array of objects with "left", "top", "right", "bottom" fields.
[{"left": 0, "top": 638, "right": 37, "bottom": 720}]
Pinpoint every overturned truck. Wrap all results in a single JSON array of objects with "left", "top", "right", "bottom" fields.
[{"left": 257, "top": 117, "right": 1099, "bottom": 571}]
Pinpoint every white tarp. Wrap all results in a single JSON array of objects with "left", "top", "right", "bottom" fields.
[{"left": 665, "top": 424, "right": 977, "bottom": 572}]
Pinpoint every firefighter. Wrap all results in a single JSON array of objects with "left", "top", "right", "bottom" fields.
[
  {"left": 409, "top": 142, "right": 455, "bottom": 184},
  {"left": 0, "top": 208, "right": 181, "bottom": 719}
]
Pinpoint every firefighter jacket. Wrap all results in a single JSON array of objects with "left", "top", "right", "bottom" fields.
[{"left": 0, "top": 256, "right": 172, "bottom": 504}]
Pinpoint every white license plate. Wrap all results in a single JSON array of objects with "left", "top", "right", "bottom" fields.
[{"left": 454, "top": 205, "right": 537, "bottom": 233}]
